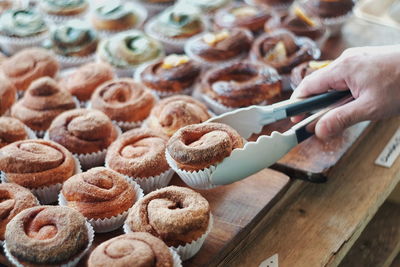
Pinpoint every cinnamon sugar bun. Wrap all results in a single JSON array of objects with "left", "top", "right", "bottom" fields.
[
  {"left": 88, "top": 233, "right": 174, "bottom": 267},
  {"left": 290, "top": 59, "right": 332, "bottom": 88},
  {"left": 145, "top": 95, "right": 211, "bottom": 137},
  {"left": 167, "top": 122, "right": 243, "bottom": 171},
  {"left": 48, "top": 109, "right": 118, "bottom": 155},
  {"left": 90, "top": 78, "right": 156, "bottom": 125},
  {"left": 5, "top": 205, "right": 90, "bottom": 265},
  {"left": 91, "top": 2, "right": 141, "bottom": 31},
  {"left": 11, "top": 77, "right": 76, "bottom": 132},
  {"left": 0, "top": 75, "right": 16, "bottom": 116},
  {"left": 126, "top": 186, "right": 210, "bottom": 247},
  {"left": 0, "top": 183, "right": 38, "bottom": 241},
  {"left": 0, "top": 139, "right": 76, "bottom": 189},
  {"left": 61, "top": 62, "right": 115, "bottom": 102},
  {"left": 0, "top": 117, "right": 30, "bottom": 148},
  {"left": 1, "top": 48, "right": 59, "bottom": 92}
]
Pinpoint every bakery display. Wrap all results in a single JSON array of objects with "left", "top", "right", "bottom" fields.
[
  {"left": 125, "top": 185, "right": 211, "bottom": 259},
  {"left": 0, "top": 183, "right": 38, "bottom": 241},
  {"left": 290, "top": 59, "right": 332, "bottom": 88},
  {"left": 145, "top": 95, "right": 211, "bottom": 137},
  {"left": 38, "top": 0, "right": 89, "bottom": 22},
  {"left": 4, "top": 205, "right": 91, "bottom": 266},
  {"left": 0, "top": 75, "right": 16, "bottom": 116},
  {"left": 60, "top": 62, "right": 115, "bottom": 102},
  {"left": 1, "top": 48, "right": 59, "bottom": 92},
  {"left": 90, "top": 78, "right": 156, "bottom": 129},
  {"left": 0, "top": 117, "right": 33, "bottom": 148},
  {"left": 137, "top": 54, "right": 201, "bottom": 96},
  {"left": 11, "top": 77, "right": 76, "bottom": 134}
]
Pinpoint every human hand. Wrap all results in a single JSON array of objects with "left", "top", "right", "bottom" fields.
[{"left": 291, "top": 45, "right": 400, "bottom": 140}]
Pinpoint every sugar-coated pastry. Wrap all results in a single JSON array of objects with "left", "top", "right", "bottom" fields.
[
  {"left": 91, "top": 1, "right": 139, "bottom": 31},
  {"left": 167, "top": 122, "right": 244, "bottom": 171},
  {"left": 0, "top": 117, "right": 30, "bottom": 148},
  {"left": 39, "top": 0, "right": 89, "bottom": 16},
  {"left": 290, "top": 59, "right": 331, "bottom": 87},
  {"left": 0, "top": 9, "right": 48, "bottom": 38},
  {"left": 145, "top": 95, "right": 211, "bottom": 137},
  {"left": 0, "top": 75, "right": 16, "bottom": 116},
  {"left": 1, "top": 48, "right": 59, "bottom": 92}
]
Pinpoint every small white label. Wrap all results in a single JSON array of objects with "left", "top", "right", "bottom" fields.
[
  {"left": 375, "top": 127, "right": 400, "bottom": 168},
  {"left": 259, "top": 254, "right": 278, "bottom": 267}
]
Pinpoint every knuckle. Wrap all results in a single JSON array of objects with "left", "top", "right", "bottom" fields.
[{"left": 334, "top": 110, "right": 351, "bottom": 129}]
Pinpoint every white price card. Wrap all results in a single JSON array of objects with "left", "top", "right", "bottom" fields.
[{"left": 375, "top": 126, "right": 400, "bottom": 168}]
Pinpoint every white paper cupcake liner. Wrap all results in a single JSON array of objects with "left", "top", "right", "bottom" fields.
[
  {"left": 129, "top": 0, "right": 174, "bottom": 17},
  {"left": 4, "top": 220, "right": 94, "bottom": 267},
  {"left": 170, "top": 248, "right": 183, "bottom": 267},
  {"left": 24, "top": 125, "right": 37, "bottom": 140},
  {"left": 165, "top": 150, "right": 218, "bottom": 190},
  {"left": 0, "top": 30, "right": 49, "bottom": 55},
  {"left": 42, "top": 10, "right": 89, "bottom": 25},
  {"left": 244, "top": 0, "right": 291, "bottom": 11},
  {"left": 57, "top": 53, "right": 96, "bottom": 69},
  {"left": 322, "top": 12, "right": 353, "bottom": 37},
  {"left": 58, "top": 179, "right": 144, "bottom": 233}
]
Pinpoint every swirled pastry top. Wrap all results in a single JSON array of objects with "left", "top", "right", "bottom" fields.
[
  {"left": 0, "top": 74, "right": 16, "bottom": 116},
  {"left": 1, "top": 48, "right": 59, "bottom": 92},
  {"left": 179, "top": 0, "right": 231, "bottom": 13},
  {"left": 0, "top": 9, "right": 48, "bottom": 38},
  {"left": 250, "top": 30, "right": 316, "bottom": 74},
  {"left": 146, "top": 95, "right": 211, "bottom": 137},
  {"left": 39, "top": 0, "right": 89, "bottom": 16},
  {"left": 48, "top": 20, "right": 99, "bottom": 57},
  {"left": 290, "top": 59, "right": 331, "bottom": 87},
  {"left": 0, "top": 139, "right": 76, "bottom": 188},
  {"left": 214, "top": 4, "right": 274, "bottom": 32},
  {"left": 302, "top": 0, "right": 354, "bottom": 18},
  {"left": 62, "top": 167, "right": 136, "bottom": 219},
  {"left": 91, "top": 78, "right": 156, "bottom": 123},
  {"left": 187, "top": 28, "right": 253, "bottom": 62},
  {"left": 61, "top": 62, "right": 114, "bottom": 101},
  {"left": 92, "top": 2, "right": 139, "bottom": 31},
  {"left": 126, "top": 186, "right": 210, "bottom": 247},
  {"left": 0, "top": 117, "right": 29, "bottom": 148},
  {"left": 5, "top": 206, "right": 89, "bottom": 265},
  {"left": 106, "top": 128, "right": 170, "bottom": 178},
  {"left": 88, "top": 233, "right": 173, "bottom": 267},
  {"left": 0, "top": 183, "right": 38, "bottom": 240},
  {"left": 201, "top": 61, "right": 282, "bottom": 108},
  {"left": 150, "top": 5, "right": 204, "bottom": 38},
  {"left": 167, "top": 122, "right": 244, "bottom": 171},
  {"left": 98, "top": 30, "right": 164, "bottom": 69},
  {"left": 11, "top": 77, "right": 76, "bottom": 132},
  {"left": 140, "top": 54, "right": 201, "bottom": 92},
  {"left": 48, "top": 109, "right": 118, "bottom": 154}
]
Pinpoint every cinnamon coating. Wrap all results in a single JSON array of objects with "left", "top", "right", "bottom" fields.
[
  {"left": 167, "top": 122, "right": 243, "bottom": 171},
  {"left": 5, "top": 206, "right": 89, "bottom": 265},
  {"left": 91, "top": 78, "right": 156, "bottom": 123},
  {"left": 11, "top": 77, "right": 76, "bottom": 132},
  {"left": 106, "top": 128, "right": 169, "bottom": 178},
  {"left": 201, "top": 62, "right": 282, "bottom": 108},
  {"left": 61, "top": 62, "right": 114, "bottom": 101},
  {"left": 140, "top": 56, "right": 201, "bottom": 93},
  {"left": 0, "top": 75, "right": 16, "bottom": 116},
  {"left": 126, "top": 186, "right": 210, "bottom": 247},
  {"left": 250, "top": 30, "right": 316, "bottom": 74},
  {"left": 62, "top": 167, "right": 136, "bottom": 219},
  {"left": 1, "top": 48, "right": 59, "bottom": 92},
  {"left": 146, "top": 95, "right": 211, "bottom": 137},
  {"left": 0, "top": 117, "right": 29, "bottom": 148},
  {"left": 0, "top": 183, "right": 38, "bottom": 240},
  {"left": 0, "top": 139, "right": 76, "bottom": 188},
  {"left": 48, "top": 109, "right": 118, "bottom": 155},
  {"left": 88, "top": 233, "right": 173, "bottom": 267}
]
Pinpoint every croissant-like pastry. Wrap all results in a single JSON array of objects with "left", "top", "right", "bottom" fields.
[
  {"left": 0, "top": 9, "right": 48, "bottom": 38},
  {"left": 0, "top": 117, "right": 30, "bottom": 148},
  {"left": 0, "top": 75, "right": 16, "bottom": 116},
  {"left": 39, "top": 0, "right": 89, "bottom": 16}
]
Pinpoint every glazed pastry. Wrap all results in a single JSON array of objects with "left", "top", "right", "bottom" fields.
[
  {"left": 0, "top": 117, "right": 30, "bottom": 148},
  {"left": 39, "top": 0, "right": 89, "bottom": 16},
  {"left": 0, "top": 183, "right": 38, "bottom": 241},
  {"left": 0, "top": 75, "right": 16, "bottom": 116},
  {"left": 201, "top": 62, "right": 282, "bottom": 108},
  {"left": 106, "top": 128, "right": 169, "bottom": 178},
  {"left": 61, "top": 167, "right": 136, "bottom": 219},
  {"left": 11, "top": 77, "right": 76, "bottom": 132},
  {"left": 179, "top": 0, "right": 231, "bottom": 13},
  {"left": 167, "top": 122, "right": 243, "bottom": 171},
  {"left": 98, "top": 30, "right": 164, "bottom": 70},
  {"left": 1, "top": 48, "right": 59, "bottom": 92},
  {"left": 88, "top": 233, "right": 173, "bottom": 267},
  {"left": 0, "top": 9, "right": 48, "bottom": 38},
  {"left": 5, "top": 206, "right": 89, "bottom": 265},
  {"left": 48, "top": 20, "right": 99, "bottom": 57},
  {"left": 48, "top": 109, "right": 118, "bottom": 155},
  {"left": 0, "top": 139, "right": 76, "bottom": 188},
  {"left": 301, "top": 0, "right": 354, "bottom": 18},
  {"left": 91, "top": 1, "right": 140, "bottom": 31},
  {"left": 214, "top": 4, "right": 274, "bottom": 33},
  {"left": 126, "top": 186, "right": 210, "bottom": 247},
  {"left": 91, "top": 78, "right": 156, "bottom": 124},
  {"left": 290, "top": 60, "right": 331, "bottom": 87},
  {"left": 139, "top": 54, "right": 201, "bottom": 93},
  {"left": 186, "top": 28, "right": 253, "bottom": 63},
  {"left": 60, "top": 62, "right": 115, "bottom": 102},
  {"left": 250, "top": 30, "right": 317, "bottom": 74},
  {"left": 145, "top": 95, "right": 211, "bottom": 137}
]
